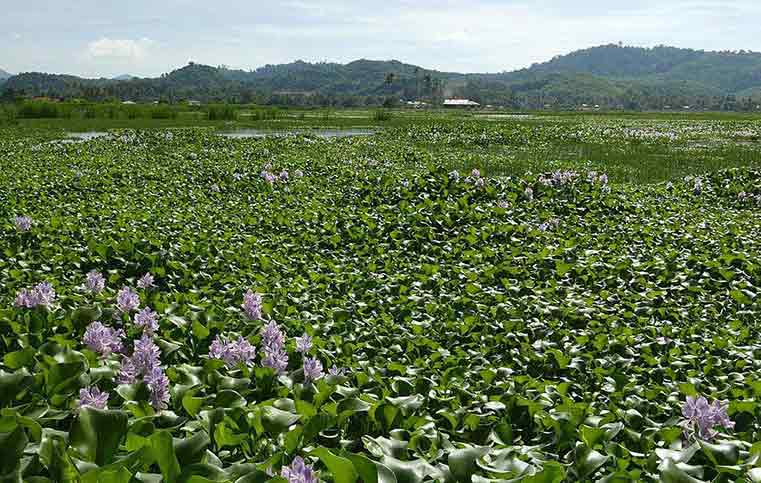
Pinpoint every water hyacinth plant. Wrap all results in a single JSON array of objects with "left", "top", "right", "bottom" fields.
[
  {"left": 78, "top": 386, "right": 109, "bottom": 410},
  {"left": 133, "top": 307, "right": 159, "bottom": 335},
  {"left": 85, "top": 270, "right": 105, "bottom": 294},
  {"left": 83, "top": 321, "right": 125, "bottom": 356},
  {"left": 14, "top": 215, "right": 32, "bottom": 232},
  {"left": 281, "top": 456, "right": 318, "bottom": 483},
  {"left": 681, "top": 396, "right": 734, "bottom": 441},
  {"left": 209, "top": 335, "right": 257, "bottom": 367},
  {"left": 137, "top": 273, "right": 155, "bottom": 289},
  {"left": 14, "top": 282, "right": 56, "bottom": 308},
  {"left": 242, "top": 289, "right": 262, "bottom": 320},
  {"left": 116, "top": 286, "right": 140, "bottom": 313},
  {"left": 261, "top": 321, "right": 288, "bottom": 374},
  {"left": 118, "top": 334, "right": 169, "bottom": 409}
]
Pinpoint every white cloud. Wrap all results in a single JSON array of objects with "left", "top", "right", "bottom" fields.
[{"left": 87, "top": 37, "right": 153, "bottom": 61}]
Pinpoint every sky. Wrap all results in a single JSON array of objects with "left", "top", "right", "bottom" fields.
[{"left": 1, "top": 0, "right": 759, "bottom": 78}]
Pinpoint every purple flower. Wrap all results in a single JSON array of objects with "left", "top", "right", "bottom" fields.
[
  {"left": 294, "top": 169, "right": 304, "bottom": 178},
  {"left": 15, "top": 216, "right": 32, "bottom": 232},
  {"left": 209, "top": 335, "right": 257, "bottom": 368},
  {"left": 328, "top": 365, "right": 345, "bottom": 377},
  {"left": 295, "top": 333, "right": 313, "bottom": 354},
  {"left": 471, "top": 168, "right": 481, "bottom": 178},
  {"left": 475, "top": 177, "right": 485, "bottom": 188},
  {"left": 242, "top": 290, "right": 262, "bottom": 320},
  {"left": 681, "top": 396, "right": 734, "bottom": 440},
  {"left": 144, "top": 365, "right": 170, "bottom": 410},
  {"left": 83, "top": 321, "right": 125, "bottom": 356},
  {"left": 524, "top": 187, "right": 534, "bottom": 201},
  {"left": 303, "top": 357, "right": 323, "bottom": 382},
  {"left": 134, "top": 307, "right": 159, "bottom": 335},
  {"left": 34, "top": 282, "right": 56, "bottom": 307},
  {"left": 497, "top": 200, "right": 509, "bottom": 209},
  {"left": 86, "top": 271, "right": 105, "bottom": 294},
  {"left": 261, "top": 171, "right": 276, "bottom": 184},
  {"left": 79, "top": 386, "right": 109, "bottom": 410},
  {"left": 15, "top": 288, "right": 38, "bottom": 308},
  {"left": 279, "top": 170, "right": 289, "bottom": 181},
  {"left": 282, "top": 457, "right": 318, "bottom": 483},
  {"left": 599, "top": 174, "right": 609, "bottom": 185},
  {"left": 14, "top": 282, "right": 56, "bottom": 309},
  {"left": 137, "top": 273, "right": 155, "bottom": 289},
  {"left": 131, "top": 334, "right": 161, "bottom": 374},
  {"left": 263, "top": 347, "right": 289, "bottom": 374},
  {"left": 117, "top": 356, "right": 138, "bottom": 384},
  {"left": 261, "top": 321, "right": 289, "bottom": 374},
  {"left": 116, "top": 286, "right": 140, "bottom": 313}
]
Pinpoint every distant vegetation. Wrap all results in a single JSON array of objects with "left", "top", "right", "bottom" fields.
[{"left": 4, "top": 45, "right": 761, "bottom": 110}]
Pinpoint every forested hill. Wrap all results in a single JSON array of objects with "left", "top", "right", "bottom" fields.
[{"left": 3, "top": 44, "right": 761, "bottom": 109}]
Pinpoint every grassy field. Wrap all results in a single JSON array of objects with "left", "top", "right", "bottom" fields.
[{"left": 1, "top": 112, "right": 761, "bottom": 481}]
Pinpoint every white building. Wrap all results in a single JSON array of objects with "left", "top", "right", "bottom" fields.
[{"left": 443, "top": 99, "right": 480, "bottom": 107}]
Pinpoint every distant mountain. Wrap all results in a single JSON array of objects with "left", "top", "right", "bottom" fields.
[
  {"left": 113, "top": 74, "right": 137, "bottom": 81},
  {"left": 0, "top": 68, "right": 12, "bottom": 81},
  {"left": 3, "top": 44, "right": 761, "bottom": 109}
]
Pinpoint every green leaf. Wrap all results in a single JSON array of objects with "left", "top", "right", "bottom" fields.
[
  {"left": 69, "top": 408, "right": 129, "bottom": 465},
  {"left": 448, "top": 446, "right": 490, "bottom": 483},
  {"left": 310, "top": 447, "right": 359, "bottom": 483},
  {"left": 149, "top": 431, "right": 181, "bottom": 482},
  {"left": 261, "top": 406, "right": 301, "bottom": 434}
]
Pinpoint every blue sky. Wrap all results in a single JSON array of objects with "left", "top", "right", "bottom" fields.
[{"left": 2, "top": 0, "right": 759, "bottom": 77}]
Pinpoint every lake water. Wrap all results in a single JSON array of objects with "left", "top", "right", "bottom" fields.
[{"left": 217, "top": 129, "right": 377, "bottom": 139}]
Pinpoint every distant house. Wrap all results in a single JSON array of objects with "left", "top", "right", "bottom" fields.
[
  {"left": 443, "top": 99, "right": 480, "bottom": 108},
  {"left": 187, "top": 100, "right": 201, "bottom": 107}
]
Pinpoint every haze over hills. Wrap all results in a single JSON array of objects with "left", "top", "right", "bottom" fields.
[
  {"left": 113, "top": 74, "right": 138, "bottom": 81},
  {"left": 0, "top": 69, "right": 12, "bottom": 81},
  {"left": 3, "top": 44, "right": 761, "bottom": 110}
]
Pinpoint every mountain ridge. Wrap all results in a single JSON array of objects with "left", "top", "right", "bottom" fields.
[{"left": 3, "top": 44, "right": 761, "bottom": 109}]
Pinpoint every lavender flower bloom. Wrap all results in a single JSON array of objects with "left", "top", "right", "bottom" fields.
[
  {"left": 279, "top": 170, "right": 289, "bottom": 181},
  {"left": 117, "top": 356, "right": 138, "bottom": 384},
  {"left": 134, "top": 308, "right": 159, "bottom": 335},
  {"left": 14, "top": 288, "right": 38, "bottom": 308},
  {"left": 295, "top": 333, "right": 313, "bottom": 354},
  {"left": 33, "top": 282, "right": 56, "bottom": 307},
  {"left": 471, "top": 168, "right": 481, "bottom": 178},
  {"left": 242, "top": 290, "right": 262, "bottom": 320},
  {"left": 475, "top": 177, "right": 485, "bottom": 188},
  {"left": 497, "top": 200, "right": 509, "bottom": 209},
  {"left": 137, "top": 273, "right": 155, "bottom": 289},
  {"left": 681, "top": 396, "right": 734, "bottom": 440},
  {"left": 261, "top": 171, "right": 276, "bottom": 184},
  {"left": 303, "top": 357, "right": 323, "bottom": 382},
  {"left": 15, "top": 216, "right": 32, "bottom": 232},
  {"left": 328, "top": 365, "right": 345, "bottom": 377},
  {"left": 131, "top": 334, "right": 161, "bottom": 374},
  {"left": 524, "top": 187, "right": 534, "bottom": 201},
  {"left": 263, "top": 347, "right": 289, "bottom": 374},
  {"left": 294, "top": 169, "right": 304, "bottom": 178},
  {"left": 79, "top": 386, "right": 109, "bottom": 410},
  {"left": 144, "top": 365, "right": 170, "bottom": 410},
  {"left": 116, "top": 286, "right": 140, "bottom": 313},
  {"left": 83, "top": 321, "right": 125, "bottom": 356},
  {"left": 261, "top": 321, "right": 285, "bottom": 351},
  {"left": 86, "top": 271, "right": 105, "bottom": 294},
  {"left": 261, "top": 321, "right": 289, "bottom": 374},
  {"left": 209, "top": 335, "right": 257, "bottom": 368},
  {"left": 599, "top": 174, "right": 609, "bottom": 185},
  {"left": 282, "top": 457, "right": 318, "bottom": 483}
]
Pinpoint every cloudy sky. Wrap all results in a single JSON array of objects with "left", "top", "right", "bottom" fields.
[{"left": 1, "top": 0, "right": 758, "bottom": 78}]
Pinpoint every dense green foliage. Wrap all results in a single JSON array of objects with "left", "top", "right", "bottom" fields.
[
  {"left": 5, "top": 45, "right": 761, "bottom": 109},
  {"left": 1, "top": 116, "right": 761, "bottom": 481}
]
